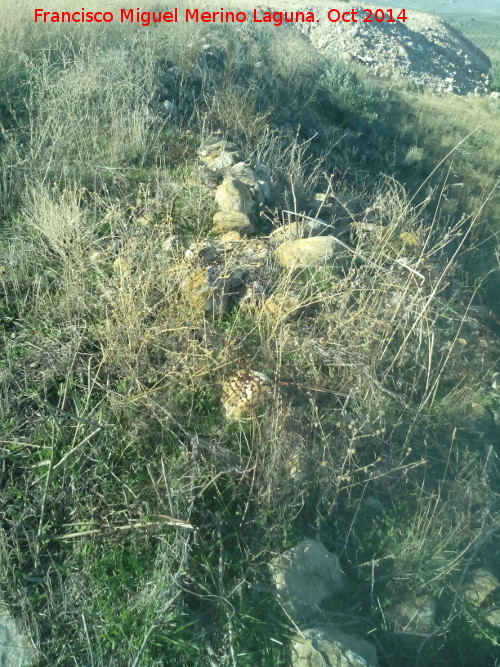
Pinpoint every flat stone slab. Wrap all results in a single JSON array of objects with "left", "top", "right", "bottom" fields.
[
  {"left": 291, "top": 625, "right": 379, "bottom": 667},
  {"left": 270, "top": 539, "right": 345, "bottom": 621},
  {"left": 275, "top": 236, "right": 346, "bottom": 268},
  {"left": 0, "top": 602, "right": 36, "bottom": 667}
]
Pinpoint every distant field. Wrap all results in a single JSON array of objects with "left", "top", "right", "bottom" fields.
[
  {"left": 399, "top": 1, "right": 500, "bottom": 59},
  {"left": 402, "top": 0, "right": 500, "bottom": 18},
  {"left": 444, "top": 14, "right": 500, "bottom": 58}
]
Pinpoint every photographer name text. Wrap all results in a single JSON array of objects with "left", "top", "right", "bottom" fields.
[{"left": 34, "top": 7, "right": 409, "bottom": 27}]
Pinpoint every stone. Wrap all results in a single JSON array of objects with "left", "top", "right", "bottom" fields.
[
  {"left": 306, "top": 192, "right": 337, "bottom": 216},
  {"left": 230, "top": 162, "right": 262, "bottom": 201},
  {"left": 212, "top": 211, "right": 255, "bottom": 236},
  {"left": 0, "top": 602, "right": 36, "bottom": 667},
  {"left": 463, "top": 568, "right": 499, "bottom": 606},
  {"left": 339, "top": 51, "right": 354, "bottom": 63},
  {"left": 184, "top": 241, "right": 220, "bottom": 267},
  {"left": 161, "top": 99, "right": 178, "bottom": 118},
  {"left": 215, "top": 177, "right": 254, "bottom": 216},
  {"left": 265, "top": 292, "right": 304, "bottom": 321},
  {"left": 113, "top": 257, "right": 131, "bottom": 274},
  {"left": 490, "top": 91, "right": 500, "bottom": 100},
  {"left": 269, "top": 221, "right": 307, "bottom": 244},
  {"left": 269, "top": 219, "right": 331, "bottom": 244},
  {"left": 386, "top": 595, "right": 436, "bottom": 635},
  {"left": 236, "top": 238, "right": 268, "bottom": 264},
  {"left": 270, "top": 539, "right": 345, "bottom": 621},
  {"left": 485, "top": 606, "right": 500, "bottom": 629},
  {"left": 291, "top": 625, "right": 379, "bottom": 667},
  {"left": 162, "top": 235, "right": 182, "bottom": 253},
  {"left": 469, "top": 404, "right": 496, "bottom": 433},
  {"left": 198, "top": 139, "right": 243, "bottom": 171},
  {"left": 221, "top": 370, "right": 273, "bottom": 420},
  {"left": 274, "top": 236, "right": 345, "bottom": 269},
  {"left": 218, "top": 231, "right": 243, "bottom": 246},
  {"left": 254, "top": 163, "right": 274, "bottom": 203},
  {"left": 182, "top": 266, "right": 248, "bottom": 316},
  {"left": 206, "top": 151, "right": 240, "bottom": 171}
]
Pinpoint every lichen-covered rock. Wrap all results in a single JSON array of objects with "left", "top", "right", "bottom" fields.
[
  {"left": 230, "top": 162, "right": 263, "bottom": 202},
  {"left": 269, "top": 219, "right": 330, "bottom": 244},
  {"left": 265, "top": 292, "right": 304, "bottom": 321},
  {"left": 291, "top": 625, "right": 379, "bottom": 667},
  {"left": 162, "top": 235, "right": 183, "bottom": 253},
  {"left": 485, "top": 606, "right": 500, "bottom": 629},
  {"left": 212, "top": 211, "right": 255, "bottom": 236},
  {"left": 215, "top": 177, "right": 254, "bottom": 215},
  {"left": 221, "top": 370, "right": 273, "bottom": 420},
  {"left": 270, "top": 539, "right": 345, "bottom": 621},
  {"left": 463, "top": 568, "right": 499, "bottom": 606},
  {"left": 386, "top": 595, "right": 436, "bottom": 634},
  {"left": 218, "top": 231, "right": 243, "bottom": 246},
  {"left": 182, "top": 267, "right": 227, "bottom": 316},
  {"left": 198, "top": 139, "right": 243, "bottom": 171},
  {"left": 235, "top": 238, "right": 269, "bottom": 265},
  {"left": 182, "top": 267, "right": 248, "bottom": 316},
  {"left": 275, "top": 236, "right": 345, "bottom": 268},
  {"left": 184, "top": 241, "right": 220, "bottom": 267}
]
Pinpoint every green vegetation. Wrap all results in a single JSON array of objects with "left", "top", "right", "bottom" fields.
[
  {"left": 491, "top": 60, "right": 500, "bottom": 91},
  {"left": 0, "top": 1, "right": 499, "bottom": 665},
  {"left": 445, "top": 14, "right": 500, "bottom": 59}
]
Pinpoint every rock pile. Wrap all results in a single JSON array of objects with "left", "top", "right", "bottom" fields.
[
  {"left": 257, "top": 2, "right": 492, "bottom": 95},
  {"left": 307, "top": 4, "right": 491, "bottom": 94}
]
